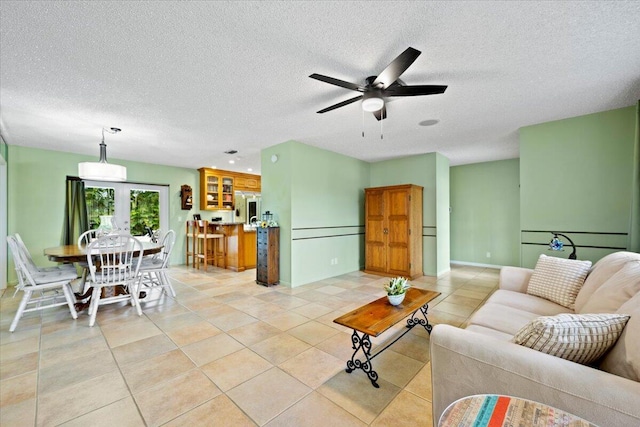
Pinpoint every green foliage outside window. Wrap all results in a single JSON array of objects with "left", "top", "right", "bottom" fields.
[
  {"left": 85, "top": 187, "right": 114, "bottom": 229},
  {"left": 85, "top": 187, "right": 159, "bottom": 236},
  {"left": 130, "top": 190, "right": 160, "bottom": 235}
]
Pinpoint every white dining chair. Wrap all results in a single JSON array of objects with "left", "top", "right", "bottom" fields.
[
  {"left": 14, "top": 233, "right": 77, "bottom": 274},
  {"left": 86, "top": 233, "right": 144, "bottom": 327},
  {"left": 7, "top": 236, "right": 78, "bottom": 332},
  {"left": 76, "top": 229, "right": 101, "bottom": 293},
  {"left": 138, "top": 229, "right": 177, "bottom": 298}
]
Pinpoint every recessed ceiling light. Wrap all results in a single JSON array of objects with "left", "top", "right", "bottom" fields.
[
  {"left": 229, "top": 160, "right": 235, "bottom": 164},
  {"left": 419, "top": 119, "right": 440, "bottom": 127},
  {"left": 247, "top": 168, "right": 253, "bottom": 172},
  {"left": 211, "top": 165, "right": 217, "bottom": 169}
]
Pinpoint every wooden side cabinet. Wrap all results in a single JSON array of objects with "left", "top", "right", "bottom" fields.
[
  {"left": 256, "top": 227, "right": 279, "bottom": 286},
  {"left": 364, "top": 184, "right": 423, "bottom": 279}
]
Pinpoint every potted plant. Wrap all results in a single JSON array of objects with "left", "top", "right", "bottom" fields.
[{"left": 385, "top": 276, "right": 410, "bottom": 306}]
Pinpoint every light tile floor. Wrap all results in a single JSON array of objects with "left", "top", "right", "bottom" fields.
[{"left": 0, "top": 264, "right": 498, "bottom": 426}]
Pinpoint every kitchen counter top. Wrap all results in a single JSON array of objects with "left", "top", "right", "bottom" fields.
[{"left": 208, "top": 222, "right": 258, "bottom": 231}]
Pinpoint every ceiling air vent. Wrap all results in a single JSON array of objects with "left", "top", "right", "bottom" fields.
[{"left": 224, "top": 150, "right": 238, "bottom": 155}]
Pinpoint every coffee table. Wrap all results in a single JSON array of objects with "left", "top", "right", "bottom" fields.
[{"left": 333, "top": 287, "right": 440, "bottom": 388}]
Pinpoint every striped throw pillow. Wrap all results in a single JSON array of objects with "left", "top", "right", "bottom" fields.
[
  {"left": 527, "top": 254, "right": 592, "bottom": 309},
  {"left": 512, "top": 313, "right": 630, "bottom": 365}
]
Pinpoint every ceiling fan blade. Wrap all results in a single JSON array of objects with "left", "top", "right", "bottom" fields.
[
  {"left": 372, "top": 47, "right": 421, "bottom": 89},
  {"left": 309, "top": 74, "right": 364, "bottom": 92},
  {"left": 373, "top": 105, "right": 387, "bottom": 121},
  {"left": 384, "top": 85, "right": 447, "bottom": 96},
  {"left": 388, "top": 78, "right": 407, "bottom": 88},
  {"left": 317, "top": 95, "right": 363, "bottom": 114}
]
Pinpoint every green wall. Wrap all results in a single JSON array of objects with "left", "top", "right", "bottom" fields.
[
  {"left": 370, "top": 153, "right": 450, "bottom": 276},
  {"left": 260, "top": 142, "right": 293, "bottom": 285},
  {"left": 6, "top": 141, "right": 450, "bottom": 287},
  {"left": 1, "top": 136, "right": 7, "bottom": 287},
  {"left": 261, "top": 141, "right": 369, "bottom": 287},
  {"left": 519, "top": 105, "right": 637, "bottom": 268},
  {"left": 450, "top": 159, "right": 520, "bottom": 267},
  {"left": 7, "top": 145, "right": 200, "bottom": 283}
]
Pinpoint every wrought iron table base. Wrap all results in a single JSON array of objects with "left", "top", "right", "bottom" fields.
[{"left": 345, "top": 303, "right": 433, "bottom": 388}]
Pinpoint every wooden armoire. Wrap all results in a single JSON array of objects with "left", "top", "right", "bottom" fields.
[{"left": 364, "top": 184, "right": 423, "bottom": 279}]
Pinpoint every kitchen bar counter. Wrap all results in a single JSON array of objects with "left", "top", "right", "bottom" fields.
[{"left": 207, "top": 222, "right": 256, "bottom": 272}]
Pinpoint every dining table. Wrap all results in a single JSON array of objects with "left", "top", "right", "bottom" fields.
[
  {"left": 44, "top": 241, "right": 163, "bottom": 263},
  {"left": 44, "top": 241, "right": 164, "bottom": 312}
]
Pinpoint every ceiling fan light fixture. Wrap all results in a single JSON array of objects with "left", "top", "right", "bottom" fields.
[
  {"left": 78, "top": 127, "right": 126, "bottom": 182},
  {"left": 362, "top": 96, "right": 384, "bottom": 112}
]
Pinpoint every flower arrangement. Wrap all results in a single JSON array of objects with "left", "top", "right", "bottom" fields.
[{"left": 384, "top": 276, "right": 410, "bottom": 296}]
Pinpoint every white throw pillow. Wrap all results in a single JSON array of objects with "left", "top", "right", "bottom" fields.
[
  {"left": 527, "top": 254, "right": 592, "bottom": 310},
  {"left": 512, "top": 313, "right": 630, "bottom": 365}
]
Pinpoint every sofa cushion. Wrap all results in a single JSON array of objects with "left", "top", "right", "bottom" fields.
[
  {"left": 527, "top": 255, "right": 592, "bottom": 310},
  {"left": 512, "top": 313, "right": 630, "bottom": 365},
  {"left": 464, "top": 324, "right": 514, "bottom": 341},
  {"left": 599, "top": 291, "right": 640, "bottom": 382},
  {"left": 488, "top": 290, "right": 568, "bottom": 316},
  {"left": 467, "top": 303, "right": 544, "bottom": 336},
  {"left": 578, "top": 261, "right": 640, "bottom": 314},
  {"left": 575, "top": 251, "right": 640, "bottom": 312}
]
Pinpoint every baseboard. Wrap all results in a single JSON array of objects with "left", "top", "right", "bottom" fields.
[{"left": 450, "top": 260, "right": 504, "bottom": 269}]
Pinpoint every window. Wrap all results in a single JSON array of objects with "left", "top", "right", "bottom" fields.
[{"left": 84, "top": 181, "right": 168, "bottom": 239}]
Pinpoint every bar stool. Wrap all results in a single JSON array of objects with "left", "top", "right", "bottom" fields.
[
  {"left": 186, "top": 220, "right": 197, "bottom": 268},
  {"left": 195, "top": 220, "right": 225, "bottom": 271},
  {"left": 209, "top": 223, "right": 227, "bottom": 269}
]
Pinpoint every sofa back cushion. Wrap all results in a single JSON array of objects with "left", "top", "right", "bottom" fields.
[
  {"left": 599, "top": 290, "right": 640, "bottom": 382},
  {"left": 526, "top": 255, "right": 592, "bottom": 310},
  {"left": 578, "top": 261, "right": 640, "bottom": 314},
  {"left": 575, "top": 252, "right": 640, "bottom": 312}
]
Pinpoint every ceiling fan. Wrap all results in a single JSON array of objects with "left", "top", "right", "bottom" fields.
[{"left": 309, "top": 47, "right": 447, "bottom": 121}]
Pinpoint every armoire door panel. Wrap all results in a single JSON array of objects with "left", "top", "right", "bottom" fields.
[
  {"left": 366, "top": 218, "right": 386, "bottom": 243},
  {"left": 387, "top": 246, "right": 409, "bottom": 274},
  {"left": 366, "top": 190, "right": 385, "bottom": 216},
  {"left": 387, "top": 190, "right": 409, "bottom": 216},
  {"left": 387, "top": 218, "right": 409, "bottom": 243},
  {"left": 365, "top": 243, "right": 386, "bottom": 272}
]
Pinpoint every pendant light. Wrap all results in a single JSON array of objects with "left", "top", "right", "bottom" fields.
[{"left": 78, "top": 127, "right": 126, "bottom": 181}]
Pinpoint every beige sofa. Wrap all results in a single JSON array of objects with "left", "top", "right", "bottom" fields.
[{"left": 430, "top": 251, "right": 640, "bottom": 427}]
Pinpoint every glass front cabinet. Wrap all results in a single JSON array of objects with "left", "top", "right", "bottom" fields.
[{"left": 198, "top": 168, "right": 234, "bottom": 210}]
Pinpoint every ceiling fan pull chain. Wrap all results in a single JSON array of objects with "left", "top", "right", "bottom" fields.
[
  {"left": 362, "top": 108, "right": 365, "bottom": 138},
  {"left": 380, "top": 113, "right": 383, "bottom": 139}
]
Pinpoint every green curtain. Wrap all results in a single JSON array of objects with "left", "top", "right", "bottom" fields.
[
  {"left": 63, "top": 177, "right": 89, "bottom": 245},
  {"left": 630, "top": 100, "right": 640, "bottom": 252}
]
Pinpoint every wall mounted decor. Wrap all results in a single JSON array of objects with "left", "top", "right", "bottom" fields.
[{"left": 180, "top": 185, "right": 193, "bottom": 210}]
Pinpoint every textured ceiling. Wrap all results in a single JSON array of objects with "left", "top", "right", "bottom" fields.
[{"left": 1, "top": 1, "right": 639, "bottom": 174}]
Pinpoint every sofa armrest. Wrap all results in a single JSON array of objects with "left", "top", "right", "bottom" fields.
[
  {"left": 499, "top": 266, "right": 533, "bottom": 293},
  {"left": 430, "top": 324, "right": 640, "bottom": 427}
]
